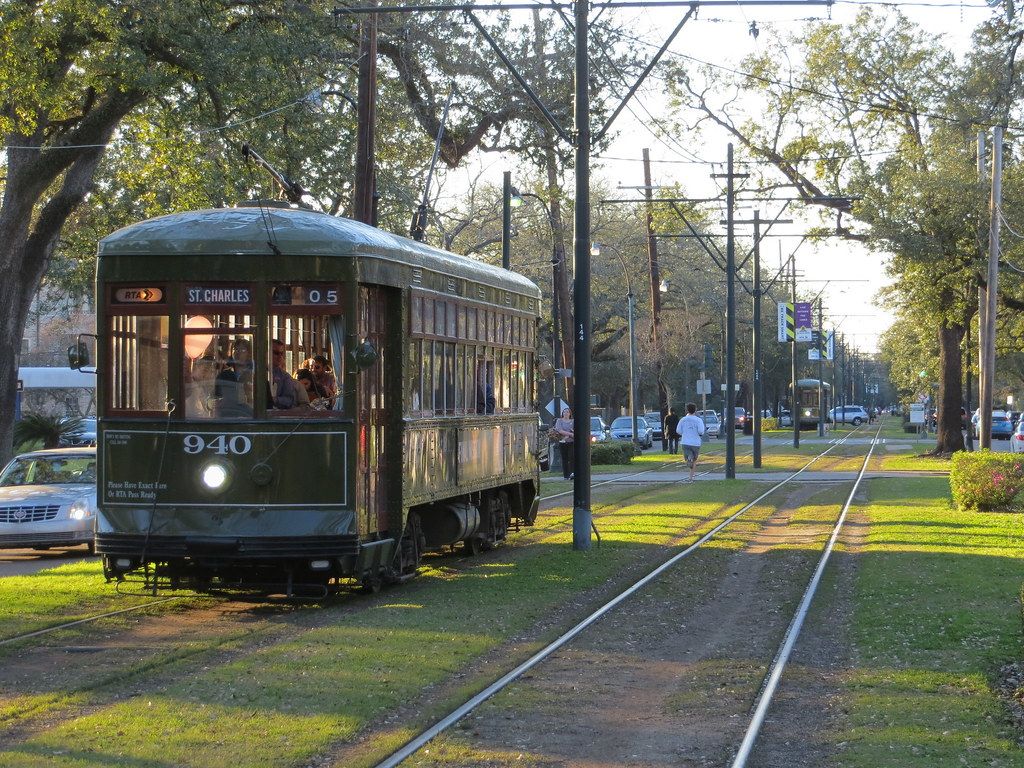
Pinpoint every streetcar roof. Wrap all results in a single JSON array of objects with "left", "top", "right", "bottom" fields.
[{"left": 98, "top": 206, "right": 541, "bottom": 298}]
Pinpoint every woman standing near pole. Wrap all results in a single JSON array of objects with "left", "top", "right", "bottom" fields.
[{"left": 553, "top": 407, "right": 575, "bottom": 479}]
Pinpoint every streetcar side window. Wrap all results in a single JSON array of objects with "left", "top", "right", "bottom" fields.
[
  {"left": 266, "top": 311, "right": 343, "bottom": 419},
  {"left": 109, "top": 315, "right": 169, "bottom": 413}
]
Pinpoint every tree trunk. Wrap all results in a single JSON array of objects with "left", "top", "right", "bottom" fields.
[
  {"left": 933, "top": 322, "right": 966, "bottom": 455},
  {"left": 0, "top": 90, "right": 143, "bottom": 464}
]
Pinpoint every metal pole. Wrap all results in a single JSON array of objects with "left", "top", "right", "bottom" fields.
[
  {"left": 977, "top": 130, "right": 986, "bottom": 447},
  {"left": 981, "top": 125, "right": 1002, "bottom": 449},
  {"left": 628, "top": 292, "right": 638, "bottom": 444},
  {"left": 817, "top": 298, "right": 825, "bottom": 437},
  {"left": 791, "top": 255, "right": 799, "bottom": 448},
  {"left": 752, "top": 211, "right": 762, "bottom": 469},
  {"left": 643, "top": 149, "right": 668, "bottom": 450},
  {"left": 502, "top": 171, "right": 512, "bottom": 270},
  {"left": 572, "top": 0, "right": 592, "bottom": 550},
  {"left": 725, "top": 143, "right": 737, "bottom": 479}
]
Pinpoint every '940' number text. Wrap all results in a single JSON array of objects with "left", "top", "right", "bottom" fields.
[{"left": 183, "top": 434, "right": 252, "bottom": 455}]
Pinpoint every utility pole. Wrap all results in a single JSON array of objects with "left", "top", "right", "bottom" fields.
[
  {"left": 353, "top": 6, "right": 377, "bottom": 225},
  {"left": 791, "top": 254, "right": 799, "bottom": 449},
  {"left": 712, "top": 144, "right": 746, "bottom": 479},
  {"left": 981, "top": 126, "right": 1002, "bottom": 450},
  {"left": 501, "top": 171, "right": 512, "bottom": 270},
  {"left": 571, "top": 0, "right": 592, "bottom": 550},
  {"left": 643, "top": 149, "right": 668, "bottom": 448},
  {"left": 817, "top": 298, "right": 825, "bottom": 437},
  {"left": 752, "top": 211, "right": 763, "bottom": 468}
]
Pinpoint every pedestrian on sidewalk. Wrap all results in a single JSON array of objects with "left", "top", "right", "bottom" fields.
[
  {"left": 664, "top": 407, "right": 680, "bottom": 454},
  {"left": 676, "top": 402, "right": 705, "bottom": 482},
  {"left": 553, "top": 407, "right": 575, "bottom": 480}
]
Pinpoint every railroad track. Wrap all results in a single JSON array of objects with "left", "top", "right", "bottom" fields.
[{"left": 371, "top": 424, "right": 880, "bottom": 768}]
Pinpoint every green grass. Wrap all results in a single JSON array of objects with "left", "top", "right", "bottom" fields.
[
  {"left": 0, "top": 560, "right": 209, "bottom": 641},
  {"left": 0, "top": 481, "right": 760, "bottom": 768},
  {"left": 839, "top": 476, "right": 1024, "bottom": 767}
]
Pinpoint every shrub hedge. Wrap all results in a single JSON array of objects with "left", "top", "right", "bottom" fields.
[
  {"left": 761, "top": 417, "right": 779, "bottom": 431},
  {"left": 591, "top": 441, "right": 636, "bottom": 465},
  {"left": 950, "top": 450, "right": 1024, "bottom": 511}
]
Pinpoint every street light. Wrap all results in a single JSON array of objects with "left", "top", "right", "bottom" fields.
[{"left": 591, "top": 242, "right": 639, "bottom": 446}]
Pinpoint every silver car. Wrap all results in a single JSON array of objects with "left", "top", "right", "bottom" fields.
[
  {"left": 0, "top": 448, "right": 97, "bottom": 552},
  {"left": 696, "top": 410, "right": 721, "bottom": 438},
  {"left": 609, "top": 416, "right": 654, "bottom": 449}
]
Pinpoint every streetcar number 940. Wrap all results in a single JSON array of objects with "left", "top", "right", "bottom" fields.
[{"left": 183, "top": 434, "right": 252, "bottom": 455}]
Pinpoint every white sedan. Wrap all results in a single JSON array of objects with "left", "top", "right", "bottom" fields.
[
  {"left": 1011, "top": 421, "right": 1024, "bottom": 453},
  {"left": 0, "top": 448, "right": 97, "bottom": 552}
]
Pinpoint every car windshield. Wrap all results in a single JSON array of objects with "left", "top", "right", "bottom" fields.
[
  {"left": 0, "top": 455, "right": 96, "bottom": 486},
  {"left": 703, "top": 413, "right": 719, "bottom": 421},
  {"left": 611, "top": 417, "right": 633, "bottom": 428}
]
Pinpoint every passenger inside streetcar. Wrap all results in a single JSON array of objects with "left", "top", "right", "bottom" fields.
[{"left": 268, "top": 339, "right": 310, "bottom": 412}]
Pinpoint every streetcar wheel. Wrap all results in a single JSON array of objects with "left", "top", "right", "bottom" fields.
[
  {"left": 463, "top": 537, "right": 481, "bottom": 556},
  {"left": 360, "top": 575, "right": 383, "bottom": 594},
  {"left": 86, "top": 540, "right": 95, "bottom": 555}
]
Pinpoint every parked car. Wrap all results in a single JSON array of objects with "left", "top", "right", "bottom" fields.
[
  {"left": 590, "top": 416, "right": 609, "bottom": 443},
  {"left": 0, "top": 448, "right": 97, "bottom": 552},
  {"left": 778, "top": 409, "right": 792, "bottom": 427},
  {"left": 609, "top": 416, "right": 654, "bottom": 449},
  {"left": 760, "top": 408, "right": 773, "bottom": 418},
  {"left": 697, "top": 410, "right": 721, "bottom": 438},
  {"left": 643, "top": 412, "right": 664, "bottom": 442},
  {"left": 59, "top": 416, "right": 97, "bottom": 447},
  {"left": 992, "top": 411, "right": 1015, "bottom": 439},
  {"left": 972, "top": 410, "right": 1016, "bottom": 439},
  {"left": 1012, "top": 420, "right": 1024, "bottom": 452},
  {"left": 830, "top": 405, "right": 870, "bottom": 426}
]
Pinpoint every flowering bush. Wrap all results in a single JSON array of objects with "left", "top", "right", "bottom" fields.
[
  {"left": 762, "top": 417, "right": 779, "bottom": 431},
  {"left": 950, "top": 451, "right": 1024, "bottom": 511}
]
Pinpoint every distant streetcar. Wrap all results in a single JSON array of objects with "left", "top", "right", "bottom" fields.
[
  {"left": 77, "top": 205, "right": 544, "bottom": 593},
  {"left": 791, "top": 378, "right": 831, "bottom": 429}
]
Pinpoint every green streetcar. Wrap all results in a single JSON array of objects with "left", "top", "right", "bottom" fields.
[{"left": 79, "top": 204, "right": 543, "bottom": 593}]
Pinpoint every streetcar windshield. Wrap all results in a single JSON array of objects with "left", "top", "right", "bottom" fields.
[{"left": 105, "top": 283, "right": 345, "bottom": 419}]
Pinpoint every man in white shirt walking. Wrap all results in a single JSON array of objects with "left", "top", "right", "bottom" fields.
[{"left": 676, "top": 402, "right": 705, "bottom": 482}]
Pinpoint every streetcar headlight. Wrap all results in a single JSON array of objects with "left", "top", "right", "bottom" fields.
[
  {"left": 68, "top": 498, "right": 92, "bottom": 520},
  {"left": 201, "top": 462, "right": 229, "bottom": 490},
  {"left": 804, "top": 409, "right": 811, "bottom": 417}
]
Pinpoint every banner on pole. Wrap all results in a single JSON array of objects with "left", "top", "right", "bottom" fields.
[
  {"left": 777, "top": 302, "right": 795, "bottom": 342},
  {"left": 826, "top": 330, "right": 834, "bottom": 361},
  {"left": 809, "top": 330, "right": 832, "bottom": 361},
  {"left": 794, "top": 302, "right": 813, "bottom": 342}
]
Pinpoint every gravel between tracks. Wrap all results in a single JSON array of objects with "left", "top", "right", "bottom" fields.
[{"left": 401, "top": 481, "right": 858, "bottom": 768}]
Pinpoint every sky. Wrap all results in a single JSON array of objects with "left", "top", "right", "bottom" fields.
[
  {"left": 443, "top": 0, "right": 999, "bottom": 354},
  {"left": 591, "top": 0, "right": 996, "bottom": 354}
]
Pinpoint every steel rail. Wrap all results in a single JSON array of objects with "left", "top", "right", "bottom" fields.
[
  {"left": 372, "top": 428, "right": 862, "bottom": 768},
  {"left": 730, "top": 423, "right": 882, "bottom": 767},
  {"left": 0, "top": 597, "right": 182, "bottom": 648}
]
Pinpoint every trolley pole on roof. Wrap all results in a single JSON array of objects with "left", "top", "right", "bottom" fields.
[{"left": 572, "top": 0, "right": 593, "bottom": 550}]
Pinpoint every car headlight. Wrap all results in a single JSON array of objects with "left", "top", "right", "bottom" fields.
[
  {"left": 201, "top": 462, "right": 231, "bottom": 491},
  {"left": 68, "top": 498, "right": 92, "bottom": 520}
]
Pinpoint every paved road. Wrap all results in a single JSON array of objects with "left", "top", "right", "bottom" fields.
[{"left": 0, "top": 546, "right": 96, "bottom": 577}]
